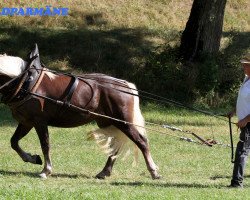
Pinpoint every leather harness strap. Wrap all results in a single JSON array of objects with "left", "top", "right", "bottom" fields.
[
  {"left": 6, "top": 58, "right": 43, "bottom": 103},
  {"left": 7, "top": 72, "right": 29, "bottom": 102},
  {"left": 64, "top": 75, "right": 79, "bottom": 107},
  {"left": 31, "top": 69, "right": 45, "bottom": 93}
]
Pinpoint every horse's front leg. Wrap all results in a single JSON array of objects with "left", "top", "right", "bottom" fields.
[
  {"left": 35, "top": 124, "right": 52, "bottom": 179},
  {"left": 11, "top": 123, "right": 42, "bottom": 165}
]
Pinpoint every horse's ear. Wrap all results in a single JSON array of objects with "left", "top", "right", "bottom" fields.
[
  {"left": 27, "top": 43, "right": 42, "bottom": 71},
  {"left": 29, "top": 43, "right": 39, "bottom": 59}
]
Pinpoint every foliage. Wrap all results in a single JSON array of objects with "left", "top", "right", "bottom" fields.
[
  {"left": 145, "top": 45, "right": 215, "bottom": 102},
  {"left": 140, "top": 46, "right": 192, "bottom": 101},
  {"left": 144, "top": 44, "right": 249, "bottom": 107}
]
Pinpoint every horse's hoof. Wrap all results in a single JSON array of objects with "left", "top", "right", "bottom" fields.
[
  {"left": 35, "top": 155, "right": 43, "bottom": 165},
  {"left": 95, "top": 171, "right": 109, "bottom": 179},
  {"left": 152, "top": 174, "right": 161, "bottom": 180},
  {"left": 39, "top": 173, "right": 47, "bottom": 179},
  {"left": 150, "top": 170, "right": 161, "bottom": 180},
  {"left": 95, "top": 174, "right": 106, "bottom": 179},
  {"left": 95, "top": 175, "right": 105, "bottom": 179}
]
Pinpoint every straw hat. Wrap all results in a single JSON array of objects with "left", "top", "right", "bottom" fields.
[{"left": 240, "top": 53, "right": 250, "bottom": 64}]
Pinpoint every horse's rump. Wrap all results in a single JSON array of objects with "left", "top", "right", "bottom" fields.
[{"left": 84, "top": 74, "right": 146, "bottom": 163}]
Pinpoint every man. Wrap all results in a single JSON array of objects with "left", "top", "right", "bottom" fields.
[{"left": 228, "top": 53, "right": 250, "bottom": 188}]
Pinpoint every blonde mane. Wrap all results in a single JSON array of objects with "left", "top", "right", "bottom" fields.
[{"left": 0, "top": 54, "right": 27, "bottom": 77}]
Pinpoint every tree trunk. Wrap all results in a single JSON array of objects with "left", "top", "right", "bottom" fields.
[{"left": 180, "top": 0, "right": 227, "bottom": 61}]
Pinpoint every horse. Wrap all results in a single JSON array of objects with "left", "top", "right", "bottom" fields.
[{"left": 0, "top": 46, "right": 160, "bottom": 180}]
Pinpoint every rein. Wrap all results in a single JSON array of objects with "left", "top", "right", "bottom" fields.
[
  {"left": 0, "top": 71, "right": 27, "bottom": 92},
  {"left": 28, "top": 68, "right": 236, "bottom": 125},
  {"left": 0, "top": 69, "right": 29, "bottom": 104},
  {"left": 0, "top": 66, "right": 233, "bottom": 148},
  {"left": 162, "top": 124, "right": 213, "bottom": 147},
  {"left": 22, "top": 89, "right": 218, "bottom": 147}
]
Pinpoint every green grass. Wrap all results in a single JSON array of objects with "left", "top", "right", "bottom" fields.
[{"left": 0, "top": 104, "right": 248, "bottom": 199}]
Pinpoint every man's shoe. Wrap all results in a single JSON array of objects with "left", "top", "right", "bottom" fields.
[{"left": 227, "top": 184, "right": 243, "bottom": 189}]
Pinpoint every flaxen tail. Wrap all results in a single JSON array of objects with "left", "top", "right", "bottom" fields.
[{"left": 88, "top": 82, "right": 147, "bottom": 165}]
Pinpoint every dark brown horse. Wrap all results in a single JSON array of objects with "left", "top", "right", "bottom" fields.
[{"left": 0, "top": 47, "right": 160, "bottom": 180}]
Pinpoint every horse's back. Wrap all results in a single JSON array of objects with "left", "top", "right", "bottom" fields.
[{"left": 80, "top": 73, "right": 128, "bottom": 86}]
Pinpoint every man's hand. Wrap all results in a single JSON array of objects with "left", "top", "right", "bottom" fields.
[
  {"left": 227, "top": 110, "right": 236, "bottom": 118},
  {"left": 237, "top": 118, "right": 248, "bottom": 128},
  {"left": 237, "top": 115, "right": 250, "bottom": 128}
]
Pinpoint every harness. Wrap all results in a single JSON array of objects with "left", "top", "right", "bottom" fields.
[
  {"left": 0, "top": 44, "right": 234, "bottom": 151},
  {"left": 0, "top": 44, "right": 79, "bottom": 109}
]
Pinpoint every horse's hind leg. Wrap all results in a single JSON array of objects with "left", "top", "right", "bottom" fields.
[
  {"left": 11, "top": 123, "right": 42, "bottom": 165},
  {"left": 90, "top": 124, "right": 119, "bottom": 179},
  {"left": 121, "top": 124, "right": 160, "bottom": 179},
  {"left": 95, "top": 153, "right": 117, "bottom": 179},
  {"left": 35, "top": 124, "right": 52, "bottom": 178}
]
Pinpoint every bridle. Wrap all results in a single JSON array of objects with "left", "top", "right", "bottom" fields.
[{"left": 0, "top": 55, "right": 39, "bottom": 104}]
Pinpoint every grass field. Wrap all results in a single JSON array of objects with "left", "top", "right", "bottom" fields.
[{"left": 0, "top": 104, "right": 249, "bottom": 199}]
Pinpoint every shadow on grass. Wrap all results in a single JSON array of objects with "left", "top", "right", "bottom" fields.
[
  {"left": 0, "top": 170, "right": 91, "bottom": 179},
  {"left": 211, "top": 174, "right": 250, "bottom": 180},
  {"left": 0, "top": 25, "right": 158, "bottom": 81},
  {"left": 110, "top": 181, "right": 227, "bottom": 189},
  {"left": 1, "top": 170, "right": 249, "bottom": 188}
]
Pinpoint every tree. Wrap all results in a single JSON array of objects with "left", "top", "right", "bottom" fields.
[{"left": 179, "top": 0, "right": 227, "bottom": 61}]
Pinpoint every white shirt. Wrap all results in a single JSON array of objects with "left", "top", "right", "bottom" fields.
[{"left": 236, "top": 76, "right": 250, "bottom": 120}]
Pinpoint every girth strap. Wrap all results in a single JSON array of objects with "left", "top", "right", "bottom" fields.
[{"left": 64, "top": 76, "right": 79, "bottom": 107}]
